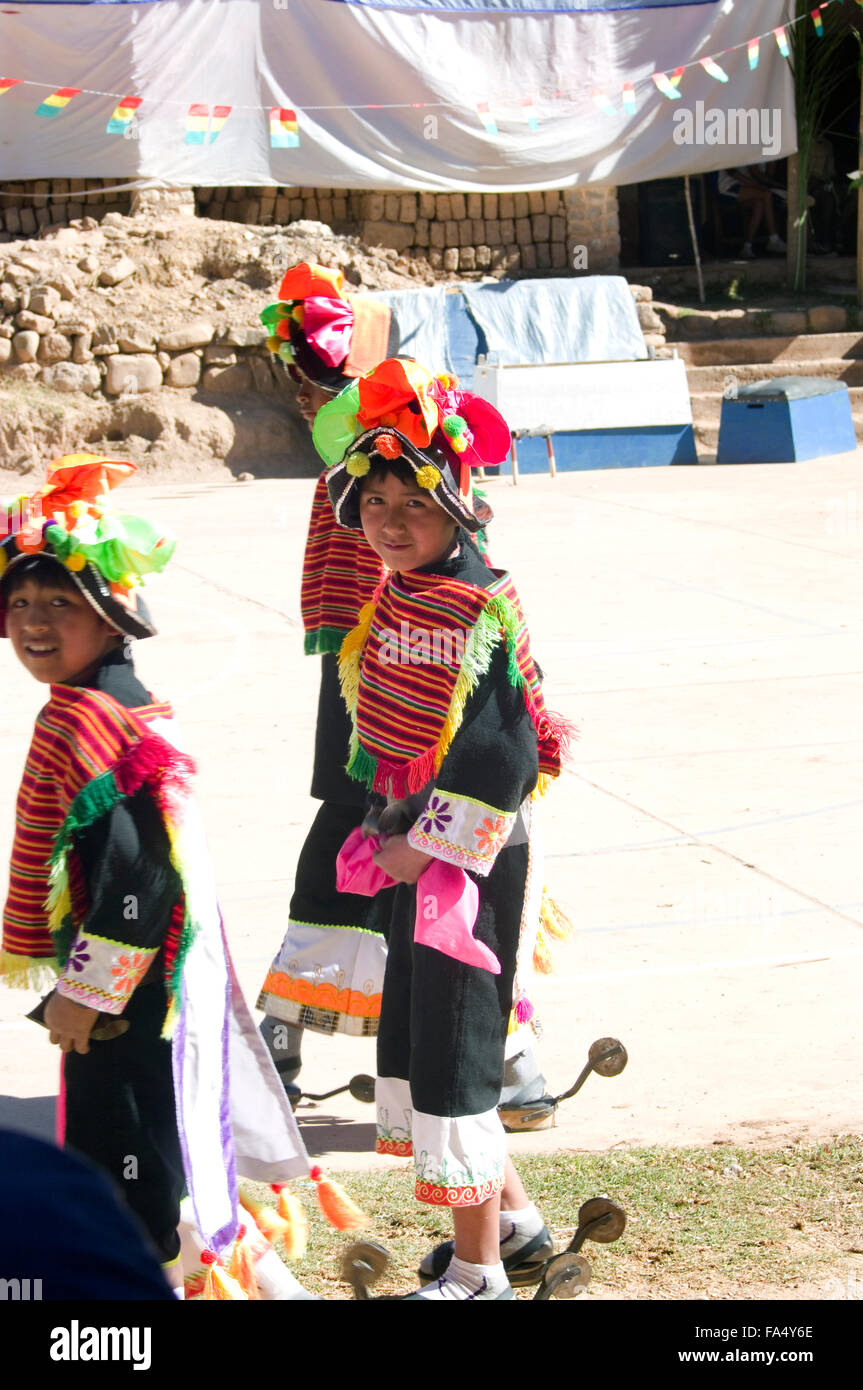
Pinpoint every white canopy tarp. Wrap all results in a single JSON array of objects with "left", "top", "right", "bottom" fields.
[{"left": 0, "top": 0, "right": 795, "bottom": 188}]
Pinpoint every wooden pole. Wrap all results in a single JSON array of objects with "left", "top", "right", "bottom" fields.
[
  {"left": 545, "top": 435, "right": 557, "bottom": 478},
  {"left": 858, "top": 64, "right": 863, "bottom": 308},
  {"left": 786, "top": 152, "right": 801, "bottom": 291},
  {"left": 683, "top": 175, "right": 705, "bottom": 305}
]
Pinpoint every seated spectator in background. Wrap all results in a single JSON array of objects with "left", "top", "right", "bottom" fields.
[{"left": 718, "top": 165, "right": 787, "bottom": 260}]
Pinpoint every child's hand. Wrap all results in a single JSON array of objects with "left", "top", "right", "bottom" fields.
[
  {"left": 43, "top": 991, "right": 99, "bottom": 1055},
  {"left": 372, "top": 834, "right": 432, "bottom": 884}
]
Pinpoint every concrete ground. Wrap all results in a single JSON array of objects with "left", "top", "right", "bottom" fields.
[{"left": 1, "top": 449, "right": 861, "bottom": 1170}]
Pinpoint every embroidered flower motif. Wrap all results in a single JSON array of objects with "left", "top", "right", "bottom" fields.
[
  {"left": 110, "top": 952, "right": 151, "bottom": 996},
  {"left": 419, "top": 796, "right": 452, "bottom": 834},
  {"left": 473, "top": 815, "right": 510, "bottom": 856},
  {"left": 67, "top": 939, "right": 91, "bottom": 974}
]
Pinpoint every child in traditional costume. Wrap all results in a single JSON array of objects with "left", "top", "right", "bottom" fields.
[
  {"left": 315, "top": 359, "right": 572, "bottom": 1299},
  {"left": 256, "top": 262, "right": 399, "bottom": 1084},
  {"left": 0, "top": 455, "right": 312, "bottom": 1296}
]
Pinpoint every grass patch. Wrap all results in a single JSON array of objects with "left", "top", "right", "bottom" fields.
[{"left": 244, "top": 1137, "right": 863, "bottom": 1300}]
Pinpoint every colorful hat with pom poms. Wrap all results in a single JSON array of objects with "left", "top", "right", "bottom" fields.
[
  {"left": 0, "top": 454, "right": 175, "bottom": 641},
  {"left": 315, "top": 358, "right": 511, "bottom": 534},
  {"left": 260, "top": 261, "right": 398, "bottom": 393}
]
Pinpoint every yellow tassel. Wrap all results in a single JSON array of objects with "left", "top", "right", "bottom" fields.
[
  {"left": 541, "top": 889, "right": 573, "bottom": 942},
  {"left": 228, "top": 1226, "right": 261, "bottom": 1299},
  {"left": 531, "top": 889, "right": 573, "bottom": 975},
  {"left": 309, "top": 1165, "right": 369, "bottom": 1231},
  {"left": 200, "top": 1251, "right": 249, "bottom": 1301},
  {"left": 238, "top": 1186, "right": 294, "bottom": 1245},
  {"left": 0, "top": 950, "right": 58, "bottom": 990},
  {"left": 532, "top": 930, "right": 554, "bottom": 975},
  {"left": 272, "top": 1184, "right": 309, "bottom": 1260},
  {"left": 338, "top": 599, "right": 376, "bottom": 708}
]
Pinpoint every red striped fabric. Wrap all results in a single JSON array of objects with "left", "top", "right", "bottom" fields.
[
  {"left": 350, "top": 567, "right": 565, "bottom": 793},
  {"left": 2, "top": 686, "right": 172, "bottom": 963},
  {"left": 300, "top": 472, "right": 385, "bottom": 648}
]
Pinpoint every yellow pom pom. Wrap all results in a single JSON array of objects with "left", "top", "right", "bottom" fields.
[
  {"left": 118, "top": 572, "right": 137, "bottom": 589},
  {"left": 67, "top": 501, "right": 89, "bottom": 523},
  {"left": 414, "top": 465, "right": 441, "bottom": 490},
  {"left": 449, "top": 435, "right": 467, "bottom": 454},
  {"left": 345, "top": 452, "right": 370, "bottom": 477},
  {"left": 267, "top": 335, "right": 282, "bottom": 354},
  {"left": 64, "top": 552, "right": 87, "bottom": 572},
  {"left": 0, "top": 549, "right": 7, "bottom": 578}
]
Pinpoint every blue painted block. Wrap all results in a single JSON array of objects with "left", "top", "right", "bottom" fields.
[
  {"left": 717, "top": 377, "right": 857, "bottom": 463},
  {"left": 508, "top": 425, "right": 698, "bottom": 474}
]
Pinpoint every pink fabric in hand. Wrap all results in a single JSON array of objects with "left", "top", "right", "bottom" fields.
[
  {"left": 414, "top": 859, "right": 501, "bottom": 975},
  {"left": 335, "top": 826, "right": 396, "bottom": 897}
]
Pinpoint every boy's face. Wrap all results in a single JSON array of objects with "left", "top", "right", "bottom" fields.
[
  {"left": 4, "top": 575, "right": 121, "bottom": 685},
  {"left": 294, "top": 369, "right": 333, "bottom": 430},
  {"left": 359, "top": 470, "right": 458, "bottom": 573}
]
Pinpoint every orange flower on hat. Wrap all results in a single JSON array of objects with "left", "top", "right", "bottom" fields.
[
  {"left": 357, "top": 359, "right": 440, "bottom": 448},
  {"left": 276, "top": 261, "right": 348, "bottom": 304},
  {"left": 33, "top": 454, "right": 137, "bottom": 528}
]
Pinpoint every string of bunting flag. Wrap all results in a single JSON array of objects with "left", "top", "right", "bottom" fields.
[
  {"left": 591, "top": 1, "right": 838, "bottom": 119},
  {"left": 0, "top": 0, "right": 848, "bottom": 146}
]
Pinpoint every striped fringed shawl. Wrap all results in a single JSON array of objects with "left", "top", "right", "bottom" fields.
[
  {"left": 1, "top": 686, "right": 196, "bottom": 1034},
  {"left": 338, "top": 566, "right": 572, "bottom": 799},
  {"left": 301, "top": 471, "right": 386, "bottom": 655}
]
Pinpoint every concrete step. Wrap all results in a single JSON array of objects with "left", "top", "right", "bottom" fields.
[
  {"left": 684, "top": 359, "right": 863, "bottom": 393},
  {"left": 674, "top": 332, "right": 863, "bottom": 368},
  {"left": 656, "top": 303, "right": 856, "bottom": 342}
]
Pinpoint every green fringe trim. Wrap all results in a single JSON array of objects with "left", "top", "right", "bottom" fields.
[
  {"left": 304, "top": 627, "right": 349, "bottom": 656},
  {"left": 49, "top": 771, "right": 119, "bottom": 872},
  {"left": 484, "top": 594, "right": 523, "bottom": 688},
  {"left": 52, "top": 913, "right": 77, "bottom": 970},
  {"left": 162, "top": 905, "right": 199, "bottom": 1041},
  {"left": 44, "top": 754, "right": 198, "bottom": 1033},
  {"left": 345, "top": 737, "right": 378, "bottom": 789}
]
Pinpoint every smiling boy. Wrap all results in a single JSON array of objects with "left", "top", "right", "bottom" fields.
[
  {"left": 315, "top": 359, "right": 572, "bottom": 1298},
  {"left": 0, "top": 455, "right": 310, "bottom": 1291}
]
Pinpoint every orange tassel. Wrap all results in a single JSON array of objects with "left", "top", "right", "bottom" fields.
[
  {"left": 228, "top": 1226, "right": 261, "bottom": 1299},
  {"left": 272, "top": 1183, "right": 309, "bottom": 1260},
  {"left": 238, "top": 1186, "right": 294, "bottom": 1245},
  {"left": 200, "top": 1249, "right": 249, "bottom": 1301},
  {"left": 310, "top": 1165, "right": 369, "bottom": 1231}
]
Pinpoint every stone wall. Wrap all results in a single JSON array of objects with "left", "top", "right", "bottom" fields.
[
  {"left": 197, "top": 184, "right": 621, "bottom": 277},
  {"left": 2, "top": 178, "right": 622, "bottom": 276},
  {"left": 0, "top": 180, "right": 132, "bottom": 236}
]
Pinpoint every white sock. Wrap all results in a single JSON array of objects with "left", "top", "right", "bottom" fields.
[
  {"left": 499, "top": 1200, "right": 545, "bottom": 1253},
  {"left": 414, "top": 1254, "right": 510, "bottom": 1301}
]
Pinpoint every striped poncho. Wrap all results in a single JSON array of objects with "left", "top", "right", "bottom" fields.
[
  {"left": 1, "top": 683, "right": 195, "bottom": 1033},
  {"left": 301, "top": 471, "right": 386, "bottom": 655},
  {"left": 338, "top": 563, "right": 570, "bottom": 799}
]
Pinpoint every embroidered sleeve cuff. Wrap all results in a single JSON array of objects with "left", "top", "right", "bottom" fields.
[
  {"left": 407, "top": 790, "right": 517, "bottom": 877},
  {"left": 56, "top": 933, "right": 158, "bottom": 1014}
]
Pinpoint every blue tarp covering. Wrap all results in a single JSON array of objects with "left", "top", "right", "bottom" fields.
[
  {"left": 375, "top": 277, "right": 647, "bottom": 378},
  {"left": 460, "top": 277, "right": 646, "bottom": 364}
]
